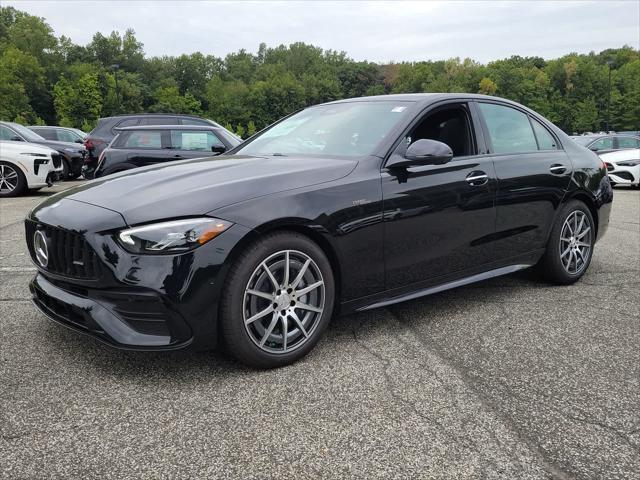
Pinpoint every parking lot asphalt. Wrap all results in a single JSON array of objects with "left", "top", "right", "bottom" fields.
[{"left": 1, "top": 181, "right": 639, "bottom": 479}]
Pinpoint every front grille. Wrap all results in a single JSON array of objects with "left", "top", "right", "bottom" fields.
[
  {"left": 51, "top": 153, "right": 62, "bottom": 168},
  {"left": 605, "top": 162, "right": 614, "bottom": 172},
  {"left": 25, "top": 221, "right": 102, "bottom": 280}
]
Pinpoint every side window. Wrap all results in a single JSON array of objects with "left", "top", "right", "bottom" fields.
[
  {"left": 112, "top": 119, "right": 139, "bottom": 134},
  {"left": 171, "top": 130, "right": 224, "bottom": 151},
  {"left": 181, "top": 118, "right": 210, "bottom": 126},
  {"left": 123, "top": 131, "right": 162, "bottom": 149},
  {"left": 57, "top": 129, "right": 77, "bottom": 143},
  {"left": 140, "top": 117, "right": 178, "bottom": 126},
  {"left": 41, "top": 129, "right": 57, "bottom": 140},
  {"left": 617, "top": 136, "right": 640, "bottom": 149},
  {"left": 530, "top": 118, "right": 558, "bottom": 150},
  {"left": 401, "top": 104, "right": 476, "bottom": 158},
  {"left": 478, "top": 103, "right": 538, "bottom": 154},
  {"left": 589, "top": 137, "right": 613, "bottom": 151},
  {"left": 0, "top": 126, "right": 20, "bottom": 140}
]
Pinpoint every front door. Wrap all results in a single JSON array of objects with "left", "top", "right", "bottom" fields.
[
  {"left": 169, "top": 129, "right": 227, "bottom": 160},
  {"left": 382, "top": 101, "right": 498, "bottom": 290}
]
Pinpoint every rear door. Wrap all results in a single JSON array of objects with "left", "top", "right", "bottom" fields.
[
  {"left": 615, "top": 135, "right": 640, "bottom": 150},
  {"left": 168, "top": 129, "right": 227, "bottom": 160},
  {"left": 476, "top": 101, "right": 572, "bottom": 258}
]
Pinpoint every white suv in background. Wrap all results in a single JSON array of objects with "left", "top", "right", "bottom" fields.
[
  {"left": 600, "top": 148, "right": 640, "bottom": 188},
  {"left": 0, "top": 140, "right": 63, "bottom": 197}
]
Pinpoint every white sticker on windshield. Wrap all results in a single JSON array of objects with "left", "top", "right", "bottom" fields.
[{"left": 391, "top": 106, "right": 407, "bottom": 113}]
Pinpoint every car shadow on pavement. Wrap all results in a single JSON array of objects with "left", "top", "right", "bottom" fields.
[{"left": 36, "top": 269, "right": 544, "bottom": 380}]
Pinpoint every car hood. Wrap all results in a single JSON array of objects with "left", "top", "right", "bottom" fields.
[{"left": 50, "top": 155, "right": 358, "bottom": 225}]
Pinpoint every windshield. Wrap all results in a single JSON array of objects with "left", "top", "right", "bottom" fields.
[
  {"left": 235, "top": 101, "right": 412, "bottom": 157},
  {"left": 11, "top": 123, "right": 45, "bottom": 142},
  {"left": 572, "top": 136, "right": 597, "bottom": 146}
]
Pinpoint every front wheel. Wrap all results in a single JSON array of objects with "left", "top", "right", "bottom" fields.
[
  {"left": 220, "top": 232, "right": 335, "bottom": 368},
  {"left": 537, "top": 200, "right": 595, "bottom": 284},
  {"left": 0, "top": 162, "right": 27, "bottom": 197},
  {"left": 61, "top": 158, "right": 71, "bottom": 179}
]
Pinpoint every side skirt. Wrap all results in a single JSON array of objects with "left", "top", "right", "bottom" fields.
[{"left": 356, "top": 263, "right": 532, "bottom": 312}]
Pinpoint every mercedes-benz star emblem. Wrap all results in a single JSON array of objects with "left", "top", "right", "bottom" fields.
[{"left": 33, "top": 230, "right": 49, "bottom": 268}]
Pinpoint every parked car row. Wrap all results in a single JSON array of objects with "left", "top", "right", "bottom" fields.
[
  {"left": 0, "top": 114, "right": 240, "bottom": 196},
  {"left": 570, "top": 132, "right": 640, "bottom": 153},
  {"left": 0, "top": 121, "right": 86, "bottom": 179},
  {"left": 570, "top": 133, "right": 640, "bottom": 187}
]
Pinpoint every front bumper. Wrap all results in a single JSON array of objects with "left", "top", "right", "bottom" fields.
[
  {"left": 30, "top": 274, "right": 191, "bottom": 349},
  {"left": 26, "top": 199, "right": 252, "bottom": 351},
  {"left": 605, "top": 162, "right": 639, "bottom": 185}
]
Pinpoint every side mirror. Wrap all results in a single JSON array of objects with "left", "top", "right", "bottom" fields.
[
  {"left": 11, "top": 136, "right": 23, "bottom": 142},
  {"left": 589, "top": 145, "right": 599, "bottom": 151},
  {"left": 388, "top": 139, "right": 453, "bottom": 168},
  {"left": 211, "top": 145, "right": 226, "bottom": 154},
  {"left": 75, "top": 139, "right": 84, "bottom": 144}
]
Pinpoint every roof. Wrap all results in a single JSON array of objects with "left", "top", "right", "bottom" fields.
[
  {"left": 115, "top": 125, "right": 220, "bottom": 132},
  {"left": 29, "top": 125, "right": 76, "bottom": 130},
  {"left": 103, "top": 113, "right": 213, "bottom": 120},
  {"left": 325, "top": 93, "right": 517, "bottom": 105}
]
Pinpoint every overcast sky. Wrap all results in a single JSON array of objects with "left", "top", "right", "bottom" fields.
[{"left": 6, "top": 0, "right": 640, "bottom": 63}]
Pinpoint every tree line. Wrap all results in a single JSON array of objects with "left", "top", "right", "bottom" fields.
[{"left": 1, "top": 6, "right": 638, "bottom": 136}]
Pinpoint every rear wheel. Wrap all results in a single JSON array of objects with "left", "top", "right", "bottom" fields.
[
  {"left": 220, "top": 231, "right": 335, "bottom": 368},
  {"left": 0, "top": 162, "right": 27, "bottom": 197},
  {"left": 537, "top": 200, "right": 594, "bottom": 284}
]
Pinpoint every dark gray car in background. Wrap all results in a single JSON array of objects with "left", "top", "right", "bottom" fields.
[
  {"left": 93, "top": 124, "right": 241, "bottom": 178},
  {"left": 83, "top": 113, "right": 240, "bottom": 177}
]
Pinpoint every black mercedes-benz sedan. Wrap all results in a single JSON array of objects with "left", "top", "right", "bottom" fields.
[{"left": 26, "top": 94, "right": 613, "bottom": 368}]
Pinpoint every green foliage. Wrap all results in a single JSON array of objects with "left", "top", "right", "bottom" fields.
[
  {"left": 149, "top": 85, "right": 202, "bottom": 114},
  {"left": 247, "top": 120, "right": 257, "bottom": 137},
  {"left": 0, "top": 5, "right": 638, "bottom": 134},
  {"left": 53, "top": 73, "right": 102, "bottom": 128}
]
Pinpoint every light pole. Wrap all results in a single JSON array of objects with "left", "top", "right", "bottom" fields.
[
  {"left": 110, "top": 64, "right": 120, "bottom": 113},
  {"left": 606, "top": 60, "right": 613, "bottom": 132}
]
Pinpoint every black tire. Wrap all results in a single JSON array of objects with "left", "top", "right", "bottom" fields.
[
  {"left": 0, "top": 161, "right": 27, "bottom": 197},
  {"left": 220, "top": 231, "right": 335, "bottom": 368},
  {"left": 61, "top": 158, "right": 71, "bottom": 179},
  {"left": 537, "top": 200, "right": 595, "bottom": 284}
]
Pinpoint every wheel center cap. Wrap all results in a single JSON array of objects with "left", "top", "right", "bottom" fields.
[{"left": 275, "top": 293, "right": 293, "bottom": 310}]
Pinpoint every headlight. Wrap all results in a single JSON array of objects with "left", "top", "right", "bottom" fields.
[
  {"left": 20, "top": 152, "right": 48, "bottom": 158},
  {"left": 117, "top": 218, "right": 232, "bottom": 254},
  {"left": 616, "top": 160, "right": 640, "bottom": 167}
]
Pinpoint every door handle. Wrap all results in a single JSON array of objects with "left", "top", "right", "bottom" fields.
[
  {"left": 466, "top": 171, "right": 488, "bottom": 186},
  {"left": 549, "top": 164, "right": 567, "bottom": 174}
]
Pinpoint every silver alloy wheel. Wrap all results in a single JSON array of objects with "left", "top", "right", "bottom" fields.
[
  {"left": 0, "top": 164, "right": 19, "bottom": 194},
  {"left": 243, "top": 249, "right": 325, "bottom": 354},
  {"left": 559, "top": 210, "right": 592, "bottom": 275}
]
